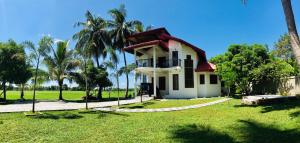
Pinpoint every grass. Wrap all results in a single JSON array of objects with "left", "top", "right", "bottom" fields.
[
  {"left": 2, "top": 90, "right": 134, "bottom": 101},
  {"left": 1, "top": 99, "right": 300, "bottom": 142},
  {"left": 120, "top": 97, "right": 223, "bottom": 109}
]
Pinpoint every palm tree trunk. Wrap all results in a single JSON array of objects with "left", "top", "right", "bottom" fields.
[
  {"left": 122, "top": 51, "right": 129, "bottom": 98},
  {"left": 84, "top": 59, "right": 88, "bottom": 110},
  {"left": 58, "top": 81, "right": 63, "bottom": 100},
  {"left": 95, "top": 57, "right": 103, "bottom": 100},
  {"left": 32, "top": 59, "right": 39, "bottom": 113},
  {"left": 2, "top": 81, "right": 6, "bottom": 101},
  {"left": 281, "top": 0, "right": 300, "bottom": 68},
  {"left": 20, "top": 84, "right": 24, "bottom": 100}
]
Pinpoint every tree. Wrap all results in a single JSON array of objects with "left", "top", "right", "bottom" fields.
[
  {"left": 23, "top": 36, "right": 52, "bottom": 112},
  {"left": 273, "top": 34, "right": 299, "bottom": 74},
  {"left": 73, "top": 10, "right": 111, "bottom": 100},
  {"left": 0, "top": 40, "right": 26, "bottom": 102},
  {"left": 43, "top": 40, "right": 79, "bottom": 100},
  {"left": 210, "top": 44, "right": 270, "bottom": 95},
  {"left": 108, "top": 4, "right": 141, "bottom": 98},
  {"left": 104, "top": 47, "right": 120, "bottom": 105},
  {"left": 251, "top": 59, "right": 294, "bottom": 95},
  {"left": 14, "top": 63, "right": 32, "bottom": 101},
  {"left": 281, "top": 0, "right": 300, "bottom": 69}
]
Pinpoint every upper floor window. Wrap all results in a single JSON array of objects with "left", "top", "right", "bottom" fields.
[{"left": 185, "top": 55, "right": 194, "bottom": 88}]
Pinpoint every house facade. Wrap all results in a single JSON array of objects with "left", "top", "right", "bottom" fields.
[{"left": 124, "top": 28, "right": 221, "bottom": 98}]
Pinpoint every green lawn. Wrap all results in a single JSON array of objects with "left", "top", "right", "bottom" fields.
[
  {"left": 120, "top": 97, "right": 223, "bottom": 109},
  {"left": 1, "top": 99, "right": 300, "bottom": 143},
  {"left": 3, "top": 90, "right": 134, "bottom": 101}
]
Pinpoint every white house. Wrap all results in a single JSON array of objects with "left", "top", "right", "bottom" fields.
[{"left": 124, "top": 28, "right": 221, "bottom": 98}]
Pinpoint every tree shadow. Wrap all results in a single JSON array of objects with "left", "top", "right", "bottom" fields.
[
  {"left": 170, "top": 124, "right": 235, "bottom": 143},
  {"left": 31, "top": 112, "right": 83, "bottom": 120},
  {"left": 290, "top": 110, "right": 300, "bottom": 118},
  {"left": 237, "top": 119, "right": 300, "bottom": 143},
  {"left": 234, "top": 99, "right": 300, "bottom": 113},
  {"left": 120, "top": 101, "right": 155, "bottom": 109},
  {"left": 78, "top": 110, "right": 129, "bottom": 118}
]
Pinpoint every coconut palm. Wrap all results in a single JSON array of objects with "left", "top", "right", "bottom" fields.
[
  {"left": 43, "top": 40, "right": 79, "bottom": 100},
  {"left": 281, "top": 0, "right": 300, "bottom": 68},
  {"left": 73, "top": 11, "right": 111, "bottom": 100},
  {"left": 108, "top": 4, "right": 141, "bottom": 98},
  {"left": 23, "top": 36, "right": 52, "bottom": 112}
]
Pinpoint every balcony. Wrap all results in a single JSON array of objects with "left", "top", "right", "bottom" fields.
[{"left": 136, "top": 58, "right": 181, "bottom": 68}]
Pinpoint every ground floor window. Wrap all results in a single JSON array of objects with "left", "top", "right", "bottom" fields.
[
  {"left": 200, "top": 74, "right": 205, "bottom": 84},
  {"left": 159, "top": 77, "right": 166, "bottom": 90},
  {"left": 173, "top": 74, "right": 179, "bottom": 90},
  {"left": 210, "top": 74, "right": 218, "bottom": 84}
]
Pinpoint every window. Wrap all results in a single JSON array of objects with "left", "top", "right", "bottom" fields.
[
  {"left": 159, "top": 77, "right": 166, "bottom": 90},
  {"left": 172, "top": 51, "right": 178, "bottom": 66},
  {"left": 200, "top": 74, "right": 205, "bottom": 84},
  {"left": 210, "top": 74, "right": 218, "bottom": 84},
  {"left": 173, "top": 74, "right": 179, "bottom": 90},
  {"left": 184, "top": 55, "right": 194, "bottom": 88}
]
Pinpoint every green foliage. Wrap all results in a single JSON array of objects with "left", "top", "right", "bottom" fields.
[
  {"left": 43, "top": 40, "right": 79, "bottom": 100},
  {"left": 210, "top": 44, "right": 270, "bottom": 95},
  {"left": 70, "top": 60, "right": 112, "bottom": 95},
  {"left": 251, "top": 59, "right": 294, "bottom": 95},
  {"left": 273, "top": 34, "right": 299, "bottom": 75}
]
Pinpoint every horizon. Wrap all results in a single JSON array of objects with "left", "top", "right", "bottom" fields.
[{"left": 0, "top": 0, "right": 299, "bottom": 88}]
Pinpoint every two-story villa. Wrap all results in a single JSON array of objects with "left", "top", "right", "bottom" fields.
[{"left": 124, "top": 28, "right": 221, "bottom": 98}]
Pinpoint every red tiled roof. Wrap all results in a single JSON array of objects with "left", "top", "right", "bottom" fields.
[
  {"left": 123, "top": 40, "right": 168, "bottom": 54},
  {"left": 195, "top": 62, "right": 216, "bottom": 72}
]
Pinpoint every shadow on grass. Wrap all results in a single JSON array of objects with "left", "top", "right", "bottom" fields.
[
  {"left": 78, "top": 110, "right": 129, "bottom": 118},
  {"left": 120, "top": 101, "right": 155, "bottom": 109},
  {"left": 234, "top": 100, "right": 300, "bottom": 113},
  {"left": 237, "top": 119, "right": 300, "bottom": 143},
  {"left": 170, "top": 124, "right": 235, "bottom": 143},
  {"left": 31, "top": 112, "right": 83, "bottom": 120}
]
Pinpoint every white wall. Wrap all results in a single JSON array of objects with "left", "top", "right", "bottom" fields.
[{"left": 197, "top": 72, "right": 221, "bottom": 97}]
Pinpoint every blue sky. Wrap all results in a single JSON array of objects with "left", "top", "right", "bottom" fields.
[{"left": 0, "top": 0, "right": 299, "bottom": 88}]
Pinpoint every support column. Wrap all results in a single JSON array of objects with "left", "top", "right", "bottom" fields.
[
  {"left": 134, "top": 50, "right": 137, "bottom": 97},
  {"left": 153, "top": 47, "right": 157, "bottom": 97}
]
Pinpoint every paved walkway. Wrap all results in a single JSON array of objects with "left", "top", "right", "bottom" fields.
[
  {"left": 94, "top": 98, "right": 231, "bottom": 113},
  {"left": 0, "top": 96, "right": 153, "bottom": 113}
]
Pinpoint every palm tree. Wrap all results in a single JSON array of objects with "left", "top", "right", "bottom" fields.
[
  {"left": 108, "top": 4, "right": 141, "bottom": 98},
  {"left": 44, "top": 40, "right": 79, "bottom": 100},
  {"left": 73, "top": 11, "right": 111, "bottom": 100},
  {"left": 104, "top": 47, "right": 120, "bottom": 105},
  {"left": 23, "top": 36, "right": 52, "bottom": 113},
  {"left": 281, "top": 0, "right": 300, "bottom": 68}
]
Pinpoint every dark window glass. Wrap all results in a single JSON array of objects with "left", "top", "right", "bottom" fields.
[
  {"left": 184, "top": 55, "right": 194, "bottom": 88},
  {"left": 200, "top": 74, "right": 205, "bottom": 84},
  {"left": 172, "top": 51, "right": 178, "bottom": 66},
  {"left": 173, "top": 74, "right": 179, "bottom": 90},
  {"left": 159, "top": 77, "right": 166, "bottom": 90},
  {"left": 210, "top": 74, "right": 218, "bottom": 84},
  {"left": 142, "top": 75, "right": 147, "bottom": 83}
]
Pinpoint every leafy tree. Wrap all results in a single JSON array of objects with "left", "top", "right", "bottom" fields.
[
  {"left": 43, "top": 40, "right": 79, "bottom": 100},
  {"left": 273, "top": 34, "right": 299, "bottom": 74},
  {"left": 73, "top": 11, "right": 111, "bottom": 100},
  {"left": 210, "top": 44, "right": 270, "bottom": 95},
  {"left": 108, "top": 4, "right": 141, "bottom": 98},
  {"left": 251, "top": 59, "right": 294, "bottom": 95},
  {"left": 14, "top": 63, "right": 32, "bottom": 100},
  {"left": 0, "top": 40, "right": 26, "bottom": 102},
  {"left": 23, "top": 36, "right": 52, "bottom": 112}
]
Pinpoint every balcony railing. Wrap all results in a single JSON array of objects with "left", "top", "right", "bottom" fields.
[{"left": 136, "top": 59, "right": 181, "bottom": 68}]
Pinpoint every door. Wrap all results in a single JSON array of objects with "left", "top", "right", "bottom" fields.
[
  {"left": 159, "top": 77, "right": 166, "bottom": 90},
  {"left": 158, "top": 57, "right": 166, "bottom": 67}
]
